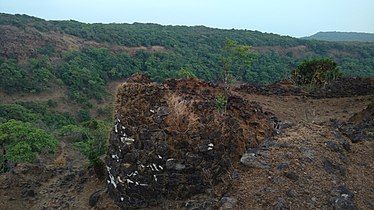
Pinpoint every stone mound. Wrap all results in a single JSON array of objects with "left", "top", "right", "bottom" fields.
[{"left": 106, "top": 75, "right": 275, "bottom": 208}]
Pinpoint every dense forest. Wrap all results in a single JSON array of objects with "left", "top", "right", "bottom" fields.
[
  {"left": 0, "top": 13, "right": 373, "bottom": 170},
  {"left": 303, "top": 31, "right": 374, "bottom": 42}
]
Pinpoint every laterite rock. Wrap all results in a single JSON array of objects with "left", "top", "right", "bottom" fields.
[{"left": 106, "top": 75, "right": 275, "bottom": 208}]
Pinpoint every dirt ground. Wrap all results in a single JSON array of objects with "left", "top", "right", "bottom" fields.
[
  {"left": 230, "top": 93, "right": 373, "bottom": 209},
  {"left": 0, "top": 88, "right": 373, "bottom": 209}
]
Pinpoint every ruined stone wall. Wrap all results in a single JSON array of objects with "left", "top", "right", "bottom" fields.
[{"left": 106, "top": 75, "right": 275, "bottom": 208}]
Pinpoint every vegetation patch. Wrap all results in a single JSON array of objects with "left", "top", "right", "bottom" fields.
[
  {"left": 292, "top": 58, "right": 341, "bottom": 86},
  {"left": 0, "top": 120, "right": 58, "bottom": 172}
]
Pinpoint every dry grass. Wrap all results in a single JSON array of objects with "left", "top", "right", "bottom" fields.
[{"left": 166, "top": 94, "right": 199, "bottom": 133}]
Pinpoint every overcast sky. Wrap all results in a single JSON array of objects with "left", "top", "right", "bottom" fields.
[{"left": 1, "top": 0, "right": 373, "bottom": 37}]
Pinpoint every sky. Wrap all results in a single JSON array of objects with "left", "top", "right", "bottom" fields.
[{"left": 0, "top": 0, "right": 373, "bottom": 37}]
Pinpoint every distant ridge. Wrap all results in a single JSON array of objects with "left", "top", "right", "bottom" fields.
[{"left": 303, "top": 31, "right": 374, "bottom": 42}]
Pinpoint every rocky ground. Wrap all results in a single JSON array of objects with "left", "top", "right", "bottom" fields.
[
  {"left": 0, "top": 78, "right": 373, "bottom": 210},
  {"left": 230, "top": 93, "right": 373, "bottom": 210}
]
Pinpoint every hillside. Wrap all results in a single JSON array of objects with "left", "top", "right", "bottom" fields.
[
  {"left": 1, "top": 14, "right": 374, "bottom": 89},
  {"left": 303, "top": 31, "right": 374, "bottom": 42}
]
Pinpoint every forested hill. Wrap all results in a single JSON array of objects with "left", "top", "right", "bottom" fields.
[
  {"left": 1, "top": 13, "right": 374, "bottom": 104},
  {"left": 0, "top": 13, "right": 373, "bottom": 180},
  {"left": 303, "top": 31, "right": 374, "bottom": 42}
]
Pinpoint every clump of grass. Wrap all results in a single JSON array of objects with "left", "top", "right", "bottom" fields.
[{"left": 166, "top": 94, "right": 199, "bottom": 133}]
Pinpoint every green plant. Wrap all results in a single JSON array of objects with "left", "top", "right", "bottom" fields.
[
  {"left": 0, "top": 120, "right": 58, "bottom": 172},
  {"left": 221, "top": 39, "right": 258, "bottom": 87},
  {"left": 216, "top": 94, "right": 228, "bottom": 113},
  {"left": 0, "top": 104, "right": 38, "bottom": 123},
  {"left": 0, "top": 57, "right": 55, "bottom": 94},
  {"left": 292, "top": 58, "right": 342, "bottom": 86}
]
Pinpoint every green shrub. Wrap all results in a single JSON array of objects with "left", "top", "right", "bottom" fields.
[
  {"left": 58, "top": 124, "right": 88, "bottom": 142},
  {"left": 292, "top": 58, "right": 342, "bottom": 86},
  {"left": 0, "top": 57, "right": 55, "bottom": 94},
  {"left": 0, "top": 120, "right": 58, "bottom": 172},
  {"left": 47, "top": 99, "right": 58, "bottom": 108}
]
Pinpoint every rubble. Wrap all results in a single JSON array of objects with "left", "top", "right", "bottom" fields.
[{"left": 106, "top": 75, "right": 275, "bottom": 208}]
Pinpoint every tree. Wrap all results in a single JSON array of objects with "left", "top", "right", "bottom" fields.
[{"left": 220, "top": 40, "right": 257, "bottom": 88}]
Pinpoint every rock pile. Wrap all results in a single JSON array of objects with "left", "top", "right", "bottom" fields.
[{"left": 106, "top": 75, "right": 275, "bottom": 208}]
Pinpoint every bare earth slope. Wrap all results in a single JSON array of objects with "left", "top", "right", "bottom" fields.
[{"left": 0, "top": 79, "right": 373, "bottom": 210}]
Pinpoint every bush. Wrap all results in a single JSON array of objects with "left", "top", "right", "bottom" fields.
[
  {"left": 0, "top": 120, "right": 58, "bottom": 172},
  {"left": 292, "top": 58, "right": 342, "bottom": 86},
  {"left": 0, "top": 57, "right": 54, "bottom": 94},
  {"left": 58, "top": 124, "right": 88, "bottom": 142}
]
